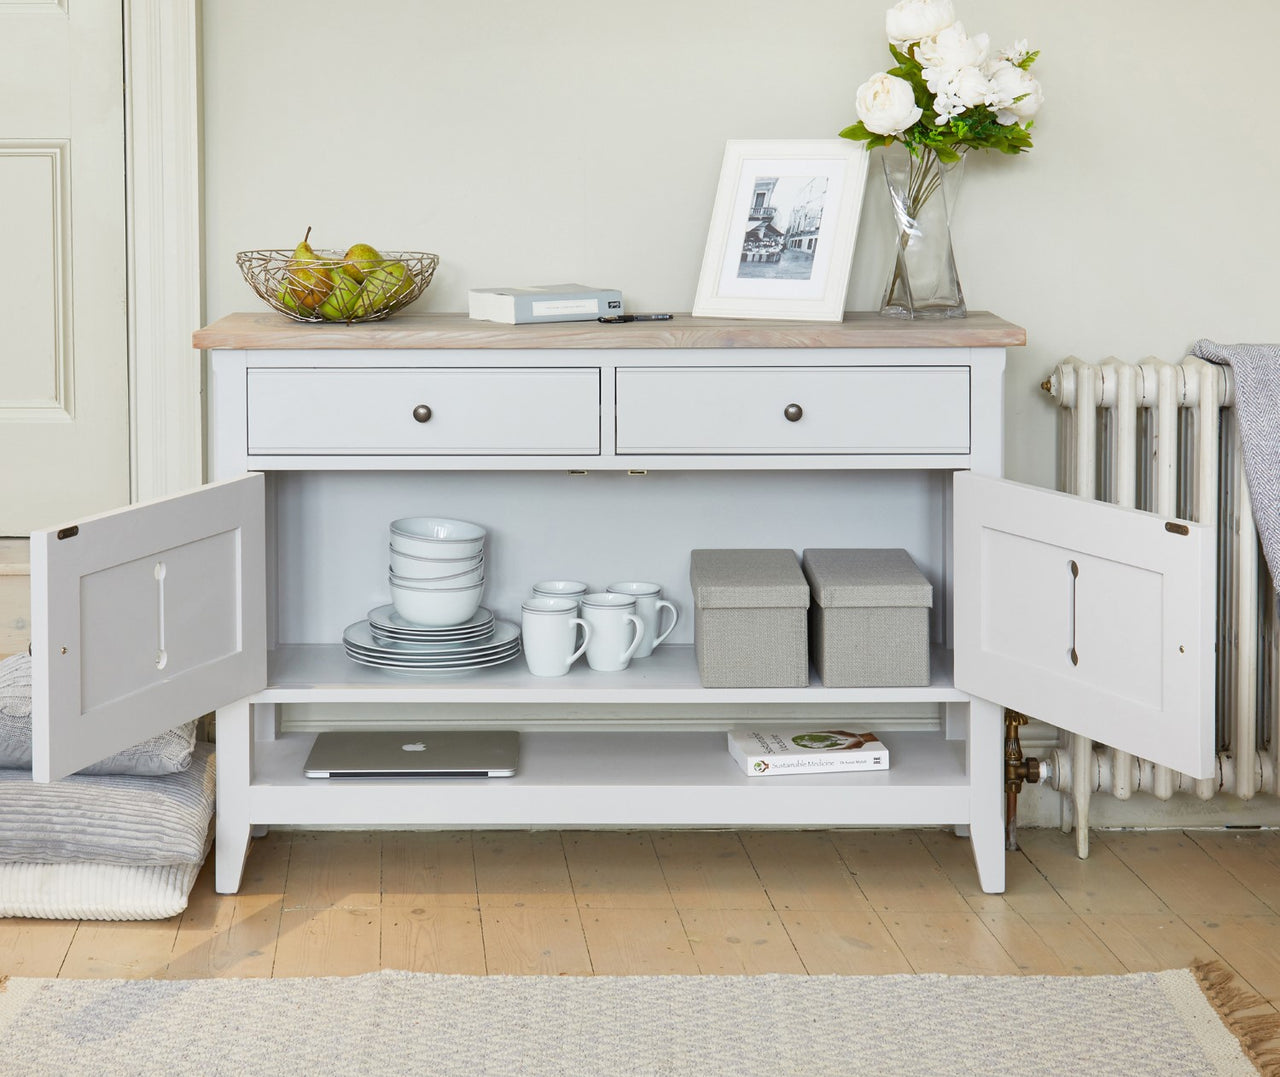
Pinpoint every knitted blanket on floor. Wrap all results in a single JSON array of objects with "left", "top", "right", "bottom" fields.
[{"left": 1192, "top": 338, "right": 1280, "bottom": 592}]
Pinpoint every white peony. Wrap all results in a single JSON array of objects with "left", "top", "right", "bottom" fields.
[
  {"left": 951, "top": 65, "right": 994, "bottom": 109},
  {"left": 885, "top": 0, "right": 956, "bottom": 47},
  {"left": 999, "top": 39, "right": 1030, "bottom": 65},
  {"left": 985, "top": 61, "right": 1043, "bottom": 125},
  {"left": 926, "top": 64, "right": 993, "bottom": 122},
  {"left": 855, "top": 73, "right": 924, "bottom": 136},
  {"left": 917, "top": 22, "right": 989, "bottom": 73}
]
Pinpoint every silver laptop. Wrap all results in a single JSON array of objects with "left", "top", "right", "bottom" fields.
[{"left": 303, "top": 730, "right": 519, "bottom": 778}]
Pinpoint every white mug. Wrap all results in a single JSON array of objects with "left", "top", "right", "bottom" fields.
[
  {"left": 532, "top": 580, "right": 590, "bottom": 600},
  {"left": 521, "top": 596, "right": 591, "bottom": 677},
  {"left": 580, "top": 592, "right": 645, "bottom": 672},
  {"left": 606, "top": 582, "right": 678, "bottom": 659}
]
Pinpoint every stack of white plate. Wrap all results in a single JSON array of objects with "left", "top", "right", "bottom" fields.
[
  {"left": 368, "top": 604, "right": 496, "bottom": 644},
  {"left": 342, "top": 605, "right": 521, "bottom": 673}
]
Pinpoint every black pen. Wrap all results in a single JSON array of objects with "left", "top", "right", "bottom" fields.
[{"left": 597, "top": 314, "right": 673, "bottom": 323}]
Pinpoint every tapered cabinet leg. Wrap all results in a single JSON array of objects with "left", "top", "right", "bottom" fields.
[
  {"left": 965, "top": 697, "right": 1006, "bottom": 893},
  {"left": 214, "top": 697, "right": 252, "bottom": 894}
]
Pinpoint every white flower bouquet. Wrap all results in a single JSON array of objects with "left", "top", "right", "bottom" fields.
[
  {"left": 840, "top": 0, "right": 1042, "bottom": 162},
  {"left": 839, "top": 1, "right": 1043, "bottom": 317}
]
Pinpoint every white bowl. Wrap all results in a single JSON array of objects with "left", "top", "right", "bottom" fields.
[
  {"left": 389, "top": 563, "right": 485, "bottom": 589},
  {"left": 532, "top": 580, "right": 589, "bottom": 599},
  {"left": 389, "top": 517, "right": 486, "bottom": 559},
  {"left": 388, "top": 547, "right": 484, "bottom": 580},
  {"left": 389, "top": 578, "right": 485, "bottom": 627}
]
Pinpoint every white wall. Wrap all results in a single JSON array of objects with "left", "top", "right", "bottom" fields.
[{"left": 201, "top": 0, "right": 1280, "bottom": 489}]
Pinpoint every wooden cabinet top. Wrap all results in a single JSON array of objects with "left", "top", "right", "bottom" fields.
[{"left": 193, "top": 311, "right": 1026, "bottom": 351}]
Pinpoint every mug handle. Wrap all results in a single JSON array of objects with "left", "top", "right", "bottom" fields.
[
  {"left": 622, "top": 614, "right": 645, "bottom": 663},
  {"left": 652, "top": 599, "right": 678, "bottom": 648},
  {"left": 567, "top": 618, "right": 591, "bottom": 667}
]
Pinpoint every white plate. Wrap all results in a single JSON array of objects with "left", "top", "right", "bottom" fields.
[
  {"left": 367, "top": 604, "right": 494, "bottom": 636},
  {"left": 344, "top": 650, "right": 520, "bottom": 672},
  {"left": 344, "top": 620, "right": 517, "bottom": 658},
  {"left": 343, "top": 648, "right": 520, "bottom": 671},
  {"left": 343, "top": 646, "right": 521, "bottom": 673},
  {"left": 369, "top": 622, "right": 495, "bottom": 644},
  {"left": 343, "top": 642, "right": 522, "bottom": 668}
]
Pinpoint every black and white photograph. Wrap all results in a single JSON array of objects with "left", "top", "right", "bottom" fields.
[
  {"left": 693, "top": 140, "right": 869, "bottom": 321},
  {"left": 737, "top": 175, "right": 828, "bottom": 280}
]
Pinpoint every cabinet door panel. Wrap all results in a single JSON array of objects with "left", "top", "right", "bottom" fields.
[
  {"left": 30, "top": 474, "right": 267, "bottom": 780},
  {"left": 953, "top": 472, "right": 1215, "bottom": 779}
]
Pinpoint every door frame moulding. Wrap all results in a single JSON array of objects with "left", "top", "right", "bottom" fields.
[{"left": 124, "top": 0, "right": 203, "bottom": 500}]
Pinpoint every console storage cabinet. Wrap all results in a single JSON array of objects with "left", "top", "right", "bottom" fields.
[{"left": 30, "top": 313, "right": 1219, "bottom": 896}]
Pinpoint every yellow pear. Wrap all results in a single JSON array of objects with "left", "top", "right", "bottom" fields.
[
  {"left": 351, "top": 259, "right": 412, "bottom": 318},
  {"left": 341, "top": 242, "right": 383, "bottom": 284},
  {"left": 317, "top": 266, "right": 362, "bottom": 322},
  {"left": 283, "top": 226, "right": 333, "bottom": 313}
]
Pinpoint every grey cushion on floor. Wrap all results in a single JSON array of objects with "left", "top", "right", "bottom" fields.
[
  {"left": 0, "top": 653, "right": 197, "bottom": 775},
  {"left": 0, "top": 742, "right": 215, "bottom": 865}
]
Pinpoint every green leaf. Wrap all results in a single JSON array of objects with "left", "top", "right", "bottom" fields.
[
  {"left": 888, "top": 43, "right": 914, "bottom": 67},
  {"left": 837, "top": 122, "right": 876, "bottom": 143}
]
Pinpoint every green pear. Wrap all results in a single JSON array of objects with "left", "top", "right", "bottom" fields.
[
  {"left": 341, "top": 242, "right": 383, "bottom": 284},
  {"left": 283, "top": 226, "right": 333, "bottom": 313},
  {"left": 276, "top": 285, "right": 302, "bottom": 314},
  {"left": 351, "top": 259, "right": 412, "bottom": 318},
  {"left": 316, "top": 266, "right": 362, "bottom": 321}
]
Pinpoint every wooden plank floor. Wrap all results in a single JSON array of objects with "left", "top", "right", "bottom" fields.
[{"left": 2, "top": 827, "right": 1279, "bottom": 1011}]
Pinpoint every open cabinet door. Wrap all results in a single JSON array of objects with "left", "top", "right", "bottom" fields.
[
  {"left": 953, "top": 472, "right": 1216, "bottom": 779},
  {"left": 30, "top": 474, "right": 267, "bottom": 781}
]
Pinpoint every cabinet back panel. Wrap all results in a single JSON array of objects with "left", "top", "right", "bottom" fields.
[{"left": 269, "top": 470, "right": 946, "bottom": 647}]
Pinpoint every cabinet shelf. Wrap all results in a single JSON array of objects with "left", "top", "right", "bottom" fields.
[
  {"left": 247, "top": 729, "right": 973, "bottom": 828},
  {"left": 261, "top": 643, "right": 965, "bottom": 704}
]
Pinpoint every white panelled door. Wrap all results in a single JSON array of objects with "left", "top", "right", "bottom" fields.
[
  {"left": 30, "top": 475, "right": 268, "bottom": 781},
  {"left": 0, "top": 1, "right": 129, "bottom": 533},
  {"left": 953, "top": 472, "right": 1217, "bottom": 779}
]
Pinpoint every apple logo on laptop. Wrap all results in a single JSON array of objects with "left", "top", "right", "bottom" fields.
[{"left": 401, "top": 742, "right": 427, "bottom": 752}]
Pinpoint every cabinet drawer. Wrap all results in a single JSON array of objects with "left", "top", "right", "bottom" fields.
[
  {"left": 247, "top": 368, "right": 600, "bottom": 455},
  {"left": 615, "top": 366, "right": 970, "bottom": 455}
]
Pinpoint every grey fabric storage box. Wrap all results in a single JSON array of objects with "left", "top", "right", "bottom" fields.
[
  {"left": 689, "top": 549, "right": 810, "bottom": 688},
  {"left": 801, "top": 548, "right": 932, "bottom": 687}
]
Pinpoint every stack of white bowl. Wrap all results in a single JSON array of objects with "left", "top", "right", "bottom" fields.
[{"left": 387, "top": 517, "right": 487, "bottom": 627}]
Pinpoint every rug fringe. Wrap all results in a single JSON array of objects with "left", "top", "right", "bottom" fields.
[{"left": 1191, "top": 958, "right": 1280, "bottom": 1075}]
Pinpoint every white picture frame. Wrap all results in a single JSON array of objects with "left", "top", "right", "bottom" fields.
[{"left": 692, "top": 139, "right": 870, "bottom": 322}]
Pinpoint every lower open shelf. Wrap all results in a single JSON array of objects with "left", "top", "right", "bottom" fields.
[
  {"left": 244, "top": 729, "right": 975, "bottom": 828},
  {"left": 262, "top": 643, "right": 965, "bottom": 703}
]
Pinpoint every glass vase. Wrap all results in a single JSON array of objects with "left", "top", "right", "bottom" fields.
[{"left": 880, "top": 144, "right": 966, "bottom": 319}]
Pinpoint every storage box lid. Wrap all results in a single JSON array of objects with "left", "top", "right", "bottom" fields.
[
  {"left": 689, "top": 549, "right": 810, "bottom": 609},
  {"left": 801, "top": 548, "right": 932, "bottom": 609}
]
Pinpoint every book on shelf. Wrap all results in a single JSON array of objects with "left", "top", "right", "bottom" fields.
[
  {"left": 467, "top": 283, "right": 624, "bottom": 324},
  {"left": 727, "top": 729, "right": 889, "bottom": 776}
]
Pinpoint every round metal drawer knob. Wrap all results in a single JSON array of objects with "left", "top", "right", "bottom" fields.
[
  {"left": 412, "top": 404, "right": 433, "bottom": 424},
  {"left": 784, "top": 403, "right": 803, "bottom": 422}
]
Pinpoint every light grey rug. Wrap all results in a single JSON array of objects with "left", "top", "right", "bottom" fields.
[{"left": 0, "top": 966, "right": 1266, "bottom": 1076}]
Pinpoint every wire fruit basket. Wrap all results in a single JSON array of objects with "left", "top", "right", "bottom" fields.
[{"left": 236, "top": 248, "right": 439, "bottom": 324}]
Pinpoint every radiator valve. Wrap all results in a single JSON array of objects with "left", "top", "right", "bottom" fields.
[{"left": 1005, "top": 710, "right": 1043, "bottom": 851}]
